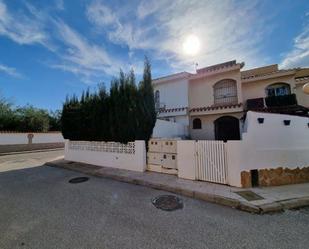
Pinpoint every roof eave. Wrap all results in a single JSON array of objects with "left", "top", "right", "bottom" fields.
[
  {"left": 153, "top": 72, "right": 191, "bottom": 84},
  {"left": 189, "top": 64, "right": 242, "bottom": 80},
  {"left": 241, "top": 70, "right": 296, "bottom": 83}
]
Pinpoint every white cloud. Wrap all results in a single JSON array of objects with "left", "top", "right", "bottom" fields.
[
  {"left": 52, "top": 20, "right": 127, "bottom": 84},
  {"left": 0, "top": 64, "right": 22, "bottom": 78},
  {"left": 136, "top": 0, "right": 166, "bottom": 20},
  {"left": 86, "top": 0, "right": 270, "bottom": 71},
  {"left": 86, "top": 1, "right": 155, "bottom": 51},
  {"left": 87, "top": 2, "right": 118, "bottom": 26},
  {"left": 280, "top": 25, "right": 309, "bottom": 68},
  {"left": 0, "top": 0, "right": 128, "bottom": 84},
  {"left": 0, "top": 0, "right": 50, "bottom": 47}
]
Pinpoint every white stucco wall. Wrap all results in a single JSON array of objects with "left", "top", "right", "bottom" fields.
[
  {"left": 242, "top": 111, "right": 309, "bottom": 147},
  {"left": 177, "top": 140, "right": 196, "bottom": 180},
  {"left": 241, "top": 74, "right": 295, "bottom": 104},
  {"left": 0, "top": 132, "right": 64, "bottom": 145},
  {"left": 190, "top": 112, "right": 243, "bottom": 140},
  {"left": 175, "top": 115, "right": 190, "bottom": 126},
  {"left": 189, "top": 69, "right": 242, "bottom": 108},
  {"left": 152, "top": 119, "right": 188, "bottom": 138},
  {"left": 65, "top": 140, "right": 146, "bottom": 172},
  {"left": 153, "top": 78, "right": 189, "bottom": 109},
  {"left": 227, "top": 111, "right": 309, "bottom": 187}
]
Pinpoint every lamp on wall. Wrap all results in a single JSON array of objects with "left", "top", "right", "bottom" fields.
[
  {"left": 283, "top": 120, "right": 291, "bottom": 126},
  {"left": 303, "top": 83, "right": 309, "bottom": 95},
  {"left": 257, "top": 118, "right": 264, "bottom": 124}
]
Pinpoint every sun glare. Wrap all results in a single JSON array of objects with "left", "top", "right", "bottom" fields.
[{"left": 182, "top": 35, "right": 200, "bottom": 56}]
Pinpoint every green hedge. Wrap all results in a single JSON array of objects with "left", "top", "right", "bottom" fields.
[{"left": 61, "top": 58, "right": 156, "bottom": 143}]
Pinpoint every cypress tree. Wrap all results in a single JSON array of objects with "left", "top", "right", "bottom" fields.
[
  {"left": 61, "top": 57, "right": 156, "bottom": 143},
  {"left": 137, "top": 57, "right": 156, "bottom": 142}
]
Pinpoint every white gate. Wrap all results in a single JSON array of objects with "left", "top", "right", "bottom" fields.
[{"left": 194, "top": 141, "right": 228, "bottom": 184}]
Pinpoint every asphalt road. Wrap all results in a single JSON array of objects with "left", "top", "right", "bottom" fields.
[{"left": 0, "top": 151, "right": 308, "bottom": 249}]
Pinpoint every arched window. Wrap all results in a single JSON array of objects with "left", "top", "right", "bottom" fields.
[
  {"left": 154, "top": 90, "right": 160, "bottom": 109},
  {"left": 266, "top": 83, "right": 291, "bottom": 97},
  {"left": 193, "top": 118, "right": 202, "bottom": 129},
  {"left": 213, "top": 79, "right": 237, "bottom": 105}
]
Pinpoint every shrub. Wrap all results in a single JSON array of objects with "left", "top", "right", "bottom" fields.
[{"left": 0, "top": 95, "right": 60, "bottom": 132}]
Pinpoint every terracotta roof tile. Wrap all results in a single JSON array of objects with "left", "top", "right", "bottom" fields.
[
  {"left": 189, "top": 103, "right": 242, "bottom": 113},
  {"left": 158, "top": 107, "right": 188, "bottom": 113},
  {"left": 241, "top": 69, "right": 295, "bottom": 80},
  {"left": 196, "top": 60, "right": 244, "bottom": 74}
]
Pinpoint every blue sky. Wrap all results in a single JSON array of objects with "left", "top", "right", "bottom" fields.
[{"left": 0, "top": 0, "right": 308, "bottom": 111}]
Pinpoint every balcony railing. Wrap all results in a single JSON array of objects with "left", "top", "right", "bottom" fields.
[
  {"left": 246, "top": 94, "right": 298, "bottom": 110},
  {"left": 265, "top": 94, "right": 297, "bottom": 107}
]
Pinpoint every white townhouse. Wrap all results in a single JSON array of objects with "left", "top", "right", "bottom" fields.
[{"left": 153, "top": 60, "right": 309, "bottom": 141}]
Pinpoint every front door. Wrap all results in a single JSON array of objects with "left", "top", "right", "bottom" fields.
[{"left": 214, "top": 116, "right": 240, "bottom": 142}]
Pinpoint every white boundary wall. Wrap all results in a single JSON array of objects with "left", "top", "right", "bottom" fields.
[
  {"left": 0, "top": 132, "right": 64, "bottom": 145},
  {"left": 177, "top": 112, "right": 309, "bottom": 187},
  {"left": 177, "top": 140, "right": 195, "bottom": 180},
  {"left": 227, "top": 111, "right": 309, "bottom": 187},
  {"left": 65, "top": 140, "right": 146, "bottom": 172},
  {"left": 152, "top": 119, "right": 188, "bottom": 138}
]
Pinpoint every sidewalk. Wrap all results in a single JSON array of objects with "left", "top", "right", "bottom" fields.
[{"left": 46, "top": 159, "right": 309, "bottom": 214}]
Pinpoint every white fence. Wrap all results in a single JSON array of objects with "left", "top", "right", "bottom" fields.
[
  {"left": 152, "top": 119, "right": 188, "bottom": 138},
  {"left": 65, "top": 140, "right": 146, "bottom": 172},
  {"left": 195, "top": 141, "right": 228, "bottom": 184},
  {"left": 0, "top": 132, "right": 64, "bottom": 145},
  {"left": 177, "top": 112, "right": 309, "bottom": 187}
]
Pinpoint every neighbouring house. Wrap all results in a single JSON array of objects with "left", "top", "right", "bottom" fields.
[{"left": 153, "top": 60, "right": 309, "bottom": 141}]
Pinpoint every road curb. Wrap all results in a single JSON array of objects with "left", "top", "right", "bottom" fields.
[
  {"left": 278, "top": 197, "right": 309, "bottom": 210},
  {"left": 258, "top": 203, "right": 284, "bottom": 214},
  {"left": 0, "top": 148, "right": 64, "bottom": 156},
  {"left": 46, "top": 161, "right": 309, "bottom": 214}
]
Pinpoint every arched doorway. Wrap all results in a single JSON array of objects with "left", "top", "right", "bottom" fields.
[{"left": 214, "top": 116, "right": 240, "bottom": 142}]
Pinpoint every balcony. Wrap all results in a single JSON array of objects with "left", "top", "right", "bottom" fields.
[
  {"left": 245, "top": 94, "right": 309, "bottom": 116},
  {"left": 246, "top": 94, "right": 297, "bottom": 110},
  {"left": 265, "top": 94, "right": 297, "bottom": 107}
]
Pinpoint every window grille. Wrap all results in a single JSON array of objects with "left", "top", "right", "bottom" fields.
[{"left": 213, "top": 79, "right": 237, "bottom": 105}]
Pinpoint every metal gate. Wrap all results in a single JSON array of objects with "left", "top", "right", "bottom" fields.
[{"left": 194, "top": 141, "right": 228, "bottom": 184}]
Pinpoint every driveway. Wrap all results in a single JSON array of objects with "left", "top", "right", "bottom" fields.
[{"left": 0, "top": 150, "right": 308, "bottom": 249}]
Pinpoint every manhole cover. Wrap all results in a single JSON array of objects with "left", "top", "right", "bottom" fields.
[
  {"left": 152, "top": 195, "right": 183, "bottom": 211},
  {"left": 69, "top": 177, "right": 89, "bottom": 184},
  {"left": 235, "top": 191, "right": 264, "bottom": 201}
]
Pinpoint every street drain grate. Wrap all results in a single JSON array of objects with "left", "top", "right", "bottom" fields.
[
  {"left": 69, "top": 177, "right": 89, "bottom": 184},
  {"left": 152, "top": 195, "right": 183, "bottom": 211},
  {"left": 235, "top": 191, "right": 264, "bottom": 201}
]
